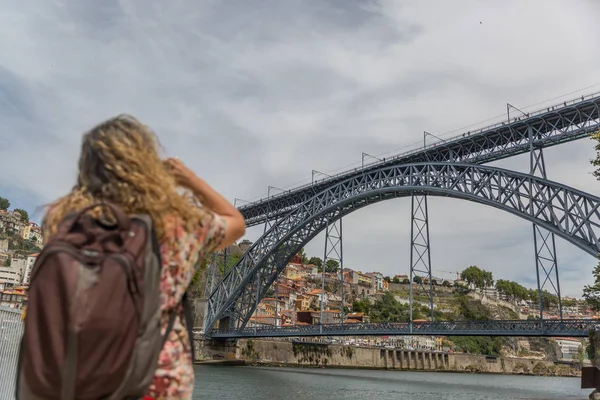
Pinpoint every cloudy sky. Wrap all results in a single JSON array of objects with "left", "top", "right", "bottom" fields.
[{"left": 1, "top": 0, "right": 600, "bottom": 297}]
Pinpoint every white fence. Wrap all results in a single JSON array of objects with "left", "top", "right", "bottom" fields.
[{"left": 0, "top": 306, "right": 23, "bottom": 400}]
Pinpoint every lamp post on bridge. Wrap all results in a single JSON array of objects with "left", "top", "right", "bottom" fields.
[
  {"left": 423, "top": 131, "right": 447, "bottom": 148},
  {"left": 361, "top": 152, "right": 382, "bottom": 168},
  {"left": 506, "top": 102, "right": 529, "bottom": 123},
  {"left": 424, "top": 131, "right": 453, "bottom": 161},
  {"left": 267, "top": 186, "right": 286, "bottom": 199},
  {"left": 312, "top": 169, "right": 332, "bottom": 184},
  {"left": 234, "top": 197, "right": 251, "bottom": 208}
]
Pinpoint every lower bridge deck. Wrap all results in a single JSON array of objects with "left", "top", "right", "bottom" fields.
[{"left": 209, "top": 319, "right": 596, "bottom": 338}]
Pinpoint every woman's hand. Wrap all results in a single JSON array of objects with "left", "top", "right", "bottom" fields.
[
  {"left": 164, "top": 157, "right": 197, "bottom": 189},
  {"left": 164, "top": 157, "right": 246, "bottom": 250}
]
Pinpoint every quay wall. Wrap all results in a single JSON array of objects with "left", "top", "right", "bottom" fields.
[{"left": 193, "top": 336, "right": 579, "bottom": 376}]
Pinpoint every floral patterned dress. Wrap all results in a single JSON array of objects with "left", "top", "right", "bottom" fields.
[{"left": 145, "top": 212, "right": 226, "bottom": 399}]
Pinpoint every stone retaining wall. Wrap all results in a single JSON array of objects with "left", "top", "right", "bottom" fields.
[{"left": 194, "top": 337, "right": 579, "bottom": 376}]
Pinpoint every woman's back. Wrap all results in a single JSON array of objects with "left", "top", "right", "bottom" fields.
[{"left": 35, "top": 115, "right": 246, "bottom": 400}]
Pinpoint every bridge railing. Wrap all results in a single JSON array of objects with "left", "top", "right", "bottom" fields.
[
  {"left": 0, "top": 306, "right": 23, "bottom": 400},
  {"left": 238, "top": 90, "right": 600, "bottom": 208}
]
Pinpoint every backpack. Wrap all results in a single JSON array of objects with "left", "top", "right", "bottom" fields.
[{"left": 16, "top": 203, "right": 195, "bottom": 400}]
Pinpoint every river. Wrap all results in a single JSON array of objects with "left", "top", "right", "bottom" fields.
[{"left": 193, "top": 365, "right": 589, "bottom": 399}]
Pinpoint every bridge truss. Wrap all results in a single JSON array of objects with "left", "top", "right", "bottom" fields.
[
  {"left": 238, "top": 93, "right": 600, "bottom": 226},
  {"left": 211, "top": 319, "right": 596, "bottom": 339},
  {"left": 205, "top": 161, "right": 600, "bottom": 335}
]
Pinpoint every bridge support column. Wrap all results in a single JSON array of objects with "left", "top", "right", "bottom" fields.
[
  {"left": 529, "top": 134, "right": 563, "bottom": 320},
  {"left": 204, "top": 250, "right": 229, "bottom": 332},
  {"left": 321, "top": 216, "right": 344, "bottom": 322},
  {"left": 262, "top": 194, "right": 279, "bottom": 328},
  {"left": 409, "top": 194, "right": 435, "bottom": 326},
  {"left": 204, "top": 252, "right": 218, "bottom": 298}
]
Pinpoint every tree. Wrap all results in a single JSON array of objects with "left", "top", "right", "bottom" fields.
[
  {"left": 352, "top": 299, "right": 370, "bottom": 314},
  {"left": 0, "top": 197, "right": 9, "bottom": 211},
  {"left": 460, "top": 265, "right": 493, "bottom": 292},
  {"left": 451, "top": 336, "right": 503, "bottom": 356},
  {"left": 14, "top": 208, "right": 29, "bottom": 223},
  {"left": 540, "top": 290, "right": 557, "bottom": 309},
  {"left": 325, "top": 259, "right": 340, "bottom": 273},
  {"left": 574, "top": 344, "right": 585, "bottom": 368},
  {"left": 383, "top": 276, "right": 391, "bottom": 283},
  {"left": 461, "top": 266, "right": 481, "bottom": 289},
  {"left": 308, "top": 257, "right": 322, "bottom": 267},
  {"left": 190, "top": 258, "right": 209, "bottom": 293},
  {"left": 298, "top": 248, "right": 309, "bottom": 264},
  {"left": 583, "top": 262, "right": 600, "bottom": 312},
  {"left": 563, "top": 298, "right": 577, "bottom": 307},
  {"left": 413, "top": 276, "right": 422, "bottom": 284},
  {"left": 496, "top": 279, "right": 531, "bottom": 303},
  {"left": 483, "top": 270, "right": 494, "bottom": 289},
  {"left": 3, "top": 258, "right": 10, "bottom": 267},
  {"left": 392, "top": 277, "right": 400, "bottom": 284},
  {"left": 590, "top": 130, "right": 600, "bottom": 180}
]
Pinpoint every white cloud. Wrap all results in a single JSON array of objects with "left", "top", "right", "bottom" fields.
[{"left": 1, "top": 0, "right": 600, "bottom": 297}]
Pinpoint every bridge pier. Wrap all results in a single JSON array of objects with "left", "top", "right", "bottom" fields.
[
  {"left": 321, "top": 215, "right": 344, "bottom": 321},
  {"left": 528, "top": 134, "right": 563, "bottom": 319},
  {"left": 193, "top": 334, "right": 240, "bottom": 361},
  {"left": 409, "top": 193, "right": 434, "bottom": 323}
]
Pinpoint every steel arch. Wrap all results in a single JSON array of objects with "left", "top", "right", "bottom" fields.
[{"left": 205, "top": 162, "right": 600, "bottom": 334}]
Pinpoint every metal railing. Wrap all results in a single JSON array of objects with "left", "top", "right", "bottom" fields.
[{"left": 0, "top": 306, "right": 23, "bottom": 400}]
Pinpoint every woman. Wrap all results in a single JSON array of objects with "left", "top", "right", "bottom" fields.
[{"left": 43, "top": 114, "right": 246, "bottom": 399}]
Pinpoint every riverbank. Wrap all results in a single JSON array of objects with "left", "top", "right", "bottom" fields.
[
  {"left": 240, "top": 360, "right": 579, "bottom": 377},
  {"left": 194, "top": 338, "right": 581, "bottom": 378}
]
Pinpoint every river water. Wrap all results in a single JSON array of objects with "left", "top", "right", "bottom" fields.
[{"left": 193, "top": 365, "right": 590, "bottom": 400}]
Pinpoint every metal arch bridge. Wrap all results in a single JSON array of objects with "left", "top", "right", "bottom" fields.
[
  {"left": 204, "top": 92, "right": 600, "bottom": 338},
  {"left": 237, "top": 93, "right": 600, "bottom": 226},
  {"left": 210, "top": 319, "right": 596, "bottom": 339},
  {"left": 205, "top": 162, "right": 600, "bottom": 334}
]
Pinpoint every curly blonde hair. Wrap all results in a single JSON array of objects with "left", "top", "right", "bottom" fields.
[{"left": 44, "top": 114, "right": 206, "bottom": 240}]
